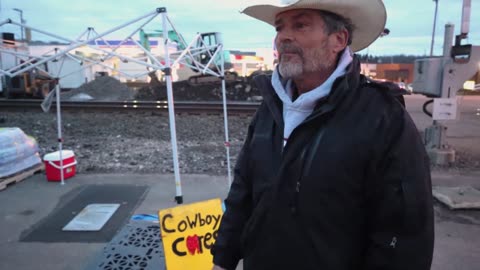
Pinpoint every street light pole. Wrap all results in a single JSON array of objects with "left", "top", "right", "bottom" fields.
[
  {"left": 12, "top": 8, "right": 24, "bottom": 41},
  {"left": 430, "top": 0, "right": 439, "bottom": 56}
]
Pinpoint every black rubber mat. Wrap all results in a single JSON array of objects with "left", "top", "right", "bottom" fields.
[
  {"left": 20, "top": 184, "right": 149, "bottom": 243},
  {"left": 85, "top": 221, "right": 165, "bottom": 270}
]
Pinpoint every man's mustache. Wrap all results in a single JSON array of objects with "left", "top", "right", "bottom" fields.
[{"left": 278, "top": 43, "right": 303, "bottom": 56}]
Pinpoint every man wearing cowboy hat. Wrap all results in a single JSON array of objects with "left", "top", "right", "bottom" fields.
[{"left": 212, "top": 1, "right": 434, "bottom": 269}]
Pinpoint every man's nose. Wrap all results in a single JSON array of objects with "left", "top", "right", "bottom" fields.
[{"left": 276, "top": 28, "right": 294, "bottom": 43}]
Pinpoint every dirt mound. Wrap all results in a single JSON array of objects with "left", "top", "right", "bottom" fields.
[{"left": 61, "top": 76, "right": 134, "bottom": 101}]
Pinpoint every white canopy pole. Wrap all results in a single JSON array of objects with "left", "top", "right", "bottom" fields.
[
  {"left": 8, "top": 20, "right": 74, "bottom": 43},
  {"left": 170, "top": 33, "right": 202, "bottom": 65},
  {"left": 5, "top": 11, "right": 160, "bottom": 76},
  {"left": 52, "top": 57, "right": 69, "bottom": 185},
  {"left": 201, "top": 45, "right": 222, "bottom": 74},
  {"left": 220, "top": 47, "right": 232, "bottom": 186},
  {"left": 54, "top": 82, "right": 65, "bottom": 185},
  {"left": 161, "top": 8, "right": 183, "bottom": 204}
]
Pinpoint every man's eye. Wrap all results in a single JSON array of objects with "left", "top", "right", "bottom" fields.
[
  {"left": 275, "top": 26, "right": 282, "bottom": 32},
  {"left": 295, "top": 23, "right": 306, "bottom": 29}
]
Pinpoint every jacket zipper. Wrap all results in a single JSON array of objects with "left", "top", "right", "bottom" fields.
[
  {"left": 291, "top": 180, "right": 301, "bottom": 215},
  {"left": 291, "top": 147, "right": 308, "bottom": 215},
  {"left": 390, "top": 236, "right": 397, "bottom": 248},
  {"left": 287, "top": 126, "right": 327, "bottom": 216}
]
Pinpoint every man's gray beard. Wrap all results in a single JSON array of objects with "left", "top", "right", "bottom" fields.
[
  {"left": 278, "top": 41, "right": 332, "bottom": 79},
  {"left": 279, "top": 60, "right": 303, "bottom": 79}
]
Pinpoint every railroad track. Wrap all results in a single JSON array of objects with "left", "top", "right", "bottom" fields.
[{"left": 0, "top": 99, "right": 260, "bottom": 114}]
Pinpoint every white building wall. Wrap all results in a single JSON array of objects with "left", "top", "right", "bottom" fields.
[{"left": 47, "top": 57, "right": 87, "bottom": 89}]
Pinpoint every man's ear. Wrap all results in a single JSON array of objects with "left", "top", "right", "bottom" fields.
[{"left": 330, "top": 28, "right": 349, "bottom": 53}]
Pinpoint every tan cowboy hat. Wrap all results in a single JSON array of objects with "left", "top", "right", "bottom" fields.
[{"left": 241, "top": 0, "right": 387, "bottom": 52}]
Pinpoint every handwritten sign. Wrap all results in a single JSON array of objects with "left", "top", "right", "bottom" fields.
[{"left": 159, "top": 199, "right": 223, "bottom": 270}]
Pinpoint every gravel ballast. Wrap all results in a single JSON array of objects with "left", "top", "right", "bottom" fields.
[
  {"left": 1, "top": 109, "right": 479, "bottom": 176},
  {"left": 1, "top": 111, "right": 250, "bottom": 175}
]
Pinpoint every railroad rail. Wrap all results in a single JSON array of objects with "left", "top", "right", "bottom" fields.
[{"left": 0, "top": 99, "right": 260, "bottom": 114}]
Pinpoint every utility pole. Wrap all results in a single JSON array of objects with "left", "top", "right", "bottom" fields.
[
  {"left": 13, "top": 8, "right": 24, "bottom": 41},
  {"left": 430, "top": 0, "right": 439, "bottom": 56}
]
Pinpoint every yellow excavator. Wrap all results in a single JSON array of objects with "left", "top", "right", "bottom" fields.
[
  {"left": 3, "top": 63, "right": 55, "bottom": 99},
  {"left": 139, "top": 29, "right": 242, "bottom": 85}
]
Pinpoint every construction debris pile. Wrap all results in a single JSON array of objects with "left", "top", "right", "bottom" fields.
[
  {"left": 59, "top": 75, "right": 264, "bottom": 102},
  {"left": 61, "top": 76, "right": 135, "bottom": 102}
]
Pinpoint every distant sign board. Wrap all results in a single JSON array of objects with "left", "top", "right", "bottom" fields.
[
  {"left": 159, "top": 199, "right": 223, "bottom": 270},
  {"left": 433, "top": 98, "right": 458, "bottom": 120}
]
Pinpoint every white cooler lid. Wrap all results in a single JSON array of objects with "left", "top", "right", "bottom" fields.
[{"left": 43, "top": 150, "right": 75, "bottom": 161}]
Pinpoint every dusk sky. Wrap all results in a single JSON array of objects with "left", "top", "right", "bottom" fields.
[{"left": 0, "top": 0, "right": 479, "bottom": 56}]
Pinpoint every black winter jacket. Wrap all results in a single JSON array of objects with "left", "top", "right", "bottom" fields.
[{"left": 212, "top": 56, "right": 434, "bottom": 270}]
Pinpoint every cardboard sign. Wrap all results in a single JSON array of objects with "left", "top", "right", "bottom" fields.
[
  {"left": 159, "top": 199, "right": 223, "bottom": 270},
  {"left": 433, "top": 98, "right": 458, "bottom": 120}
]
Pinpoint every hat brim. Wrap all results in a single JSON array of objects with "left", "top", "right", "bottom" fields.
[{"left": 242, "top": 0, "right": 386, "bottom": 52}]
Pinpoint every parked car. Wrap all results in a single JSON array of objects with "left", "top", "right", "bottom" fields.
[{"left": 395, "top": 82, "right": 406, "bottom": 89}]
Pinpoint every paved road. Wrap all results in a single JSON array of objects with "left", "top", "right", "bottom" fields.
[
  {"left": 405, "top": 95, "right": 480, "bottom": 159},
  {"left": 405, "top": 94, "right": 480, "bottom": 132},
  {"left": 0, "top": 173, "right": 479, "bottom": 270},
  {"left": 405, "top": 95, "right": 480, "bottom": 113}
]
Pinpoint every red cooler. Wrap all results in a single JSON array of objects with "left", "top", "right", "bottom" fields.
[{"left": 43, "top": 150, "right": 77, "bottom": 181}]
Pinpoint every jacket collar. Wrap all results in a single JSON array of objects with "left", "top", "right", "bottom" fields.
[{"left": 254, "top": 55, "right": 363, "bottom": 126}]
